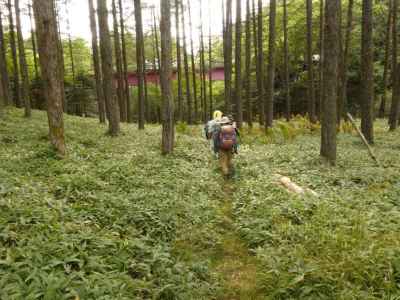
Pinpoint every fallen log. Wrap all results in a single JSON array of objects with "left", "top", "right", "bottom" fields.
[
  {"left": 275, "top": 174, "right": 319, "bottom": 197},
  {"left": 346, "top": 113, "right": 380, "bottom": 166}
]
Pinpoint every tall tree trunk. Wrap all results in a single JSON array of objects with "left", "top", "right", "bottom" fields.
[
  {"left": 188, "top": 0, "right": 198, "bottom": 122},
  {"left": 208, "top": 6, "right": 213, "bottom": 120},
  {"left": 283, "top": 0, "right": 290, "bottom": 121},
  {"left": 200, "top": 0, "right": 207, "bottom": 123},
  {"left": 112, "top": 0, "right": 126, "bottom": 122},
  {"left": 336, "top": 0, "right": 344, "bottom": 124},
  {"left": 175, "top": 0, "right": 183, "bottom": 121},
  {"left": 244, "top": 0, "right": 252, "bottom": 126},
  {"left": 88, "top": 0, "right": 106, "bottom": 123},
  {"left": 65, "top": 2, "right": 76, "bottom": 86},
  {"left": 339, "top": 0, "right": 354, "bottom": 121},
  {"left": 98, "top": 0, "right": 120, "bottom": 135},
  {"left": 379, "top": 0, "right": 393, "bottom": 118},
  {"left": 251, "top": 0, "right": 258, "bottom": 125},
  {"left": 118, "top": 0, "right": 132, "bottom": 123},
  {"left": 143, "top": 49, "right": 150, "bottom": 123},
  {"left": 134, "top": 0, "right": 145, "bottom": 129},
  {"left": 234, "top": 0, "right": 243, "bottom": 128},
  {"left": 33, "top": 0, "right": 66, "bottom": 156},
  {"left": 7, "top": 0, "right": 21, "bottom": 108},
  {"left": 160, "top": 0, "right": 175, "bottom": 154},
  {"left": 320, "top": 0, "right": 339, "bottom": 165},
  {"left": 224, "top": 0, "right": 233, "bottom": 114},
  {"left": 152, "top": 7, "right": 162, "bottom": 123},
  {"left": 53, "top": 0, "right": 66, "bottom": 113},
  {"left": 0, "top": 11, "right": 11, "bottom": 106},
  {"left": 28, "top": 3, "right": 39, "bottom": 79},
  {"left": 257, "top": 0, "right": 264, "bottom": 125},
  {"left": 389, "top": 0, "right": 399, "bottom": 130},
  {"left": 318, "top": 0, "right": 324, "bottom": 119},
  {"left": 265, "top": 0, "right": 276, "bottom": 128},
  {"left": 15, "top": 0, "right": 31, "bottom": 117},
  {"left": 306, "top": 0, "right": 316, "bottom": 122},
  {"left": 181, "top": 1, "right": 192, "bottom": 124},
  {"left": 360, "top": 0, "right": 374, "bottom": 142}
]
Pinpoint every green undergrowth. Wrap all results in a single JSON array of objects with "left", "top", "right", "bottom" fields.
[{"left": 1, "top": 108, "right": 400, "bottom": 299}]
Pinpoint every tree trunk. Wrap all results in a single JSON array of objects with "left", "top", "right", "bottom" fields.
[
  {"left": 208, "top": 7, "right": 213, "bottom": 120},
  {"left": 53, "top": 0, "right": 66, "bottom": 113},
  {"left": 379, "top": 0, "right": 393, "bottom": 118},
  {"left": 181, "top": 1, "right": 192, "bottom": 124},
  {"left": 97, "top": 0, "right": 120, "bottom": 135},
  {"left": 175, "top": 0, "right": 183, "bottom": 121},
  {"left": 244, "top": 0, "right": 252, "bottom": 126},
  {"left": 88, "top": 0, "right": 106, "bottom": 123},
  {"left": 28, "top": 3, "right": 39, "bottom": 79},
  {"left": 234, "top": 0, "right": 243, "bottom": 128},
  {"left": 224, "top": 0, "right": 233, "bottom": 114},
  {"left": 265, "top": 0, "right": 276, "bottom": 128},
  {"left": 251, "top": 0, "right": 258, "bottom": 125},
  {"left": 0, "top": 11, "right": 11, "bottom": 106},
  {"left": 389, "top": 0, "right": 399, "bottom": 130},
  {"left": 318, "top": 0, "right": 324, "bottom": 119},
  {"left": 33, "top": 0, "right": 66, "bottom": 156},
  {"left": 320, "top": 0, "right": 339, "bottom": 165},
  {"left": 152, "top": 7, "right": 162, "bottom": 122},
  {"left": 360, "top": 0, "right": 374, "bottom": 142},
  {"left": 160, "top": 0, "right": 175, "bottom": 154},
  {"left": 200, "top": 0, "right": 207, "bottom": 123},
  {"left": 15, "top": 0, "right": 31, "bottom": 117},
  {"left": 118, "top": 0, "right": 132, "bottom": 123},
  {"left": 283, "top": 0, "right": 290, "bottom": 121},
  {"left": 257, "top": 0, "right": 264, "bottom": 125},
  {"left": 188, "top": 0, "right": 198, "bottom": 122},
  {"left": 306, "top": 0, "right": 316, "bottom": 123},
  {"left": 112, "top": 0, "right": 126, "bottom": 122},
  {"left": 7, "top": 0, "right": 21, "bottom": 108},
  {"left": 134, "top": 0, "right": 145, "bottom": 129}
]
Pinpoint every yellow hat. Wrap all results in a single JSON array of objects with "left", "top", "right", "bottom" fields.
[{"left": 213, "top": 110, "right": 223, "bottom": 120}]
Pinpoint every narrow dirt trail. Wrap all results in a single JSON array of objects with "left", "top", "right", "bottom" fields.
[{"left": 211, "top": 183, "right": 265, "bottom": 300}]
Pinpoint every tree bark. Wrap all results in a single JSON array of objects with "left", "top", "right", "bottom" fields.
[
  {"left": 160, "top": 0, "right": 175, "bottom": 154},
  {"left": 7, "top": 0, "right": 21, "bottom": 108},
  {"left": 283, "top": 0, "right": 290, "bottom": 121},
  {"left": 180, "top": 1, "right": 192, "bottom": 124},
  {"left": 379, "top": 0, "right": 393, "bottom": 118},
  {"left": 265, "top": 0, "right": 276, "bottom": 128},
  {"left": 112, "top": 0, "right": 126, "bottom": 122},
  {"left": 318, "top": 0, "right": 324, "bottom": 120},
  {"left": 97, "top": 0, "right": 120, "bottom": 135},
  {"left": 118, "top": 0, "right": 132, "bottom": 123},
  {"left": 15, "top": 0, "right": 32, "bottom": 117},
  {"left": 360, "top": 0, "right": 374, "bottom": 142},
  {"left": 188, "top": 0, "right": 198, "bottom": 122},
  {"left": 88, "top": 0, "right": 106, "bottom": 123},
  {"left": 234, "top": 0, "right": 243, "bottom": 128},
  {"left": 200, "top": 0, "right": 207, "bottom": 123},
  {"left": 306, "top": 0, "right": 316, "bottom": 123},
  {"left": 257, "top": 0, "right": 264, "bottom": 125},
  {"left": 389, "top": 0, "right": 399, "bottom": 130},
  {"left": 208, "top": 7, "right": 213, "bottom": 120},
  {"left": 245, "top": 0, "right": 252, "bottom": 127},
  {"left": 320, "top": 0, "right": 339, "bottom": 165},
  {"left": 0, "top": 11, "right": 11, "bottom": 106},
  {"left": 28, "top": 3, "right": 39, "bottom": 79},
  {"left": 134, "top": 0, "right": 145, "bottom": 129},
  {"left": 224, "top": 0, "right": 233, "bottom": 114},
  {"left": 175, "top": 0, "right": 183, "bottom": 121},
  {"left": 33, "top": 0, "right": 66, "bottom": 156}
]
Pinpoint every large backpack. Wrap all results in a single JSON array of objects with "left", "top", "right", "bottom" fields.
[{"left": 219, "top": 125, "right": 237, "bottom": 151}]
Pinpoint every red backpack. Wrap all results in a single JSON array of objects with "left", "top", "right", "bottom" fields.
[{"left": 219, "top": 125, "right": 237, "bottom": 151}]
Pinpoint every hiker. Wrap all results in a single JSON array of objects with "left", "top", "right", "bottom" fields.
[{"left": 205, "top": 110, "right": 223, "bottom": 157}]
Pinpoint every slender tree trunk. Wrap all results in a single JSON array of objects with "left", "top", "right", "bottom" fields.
[
  {"left": 320, "top": 0, "right": 339, "bottom": 165},
  {"left": 389, "top": 0, "right": 399, "bottom": 130},
  {"left": 152, "top": 7, "right": 162, "bottom": 122},
  {"left": 265, "top": 0, "right": 276, "bottom": 128},
  {"left": 98, "top": 0, "right": 120, "bottom": 135},
  {"left": 336, "top": 0, "right": 344, "bottom": 124},
  {"left": 306, "top": 0, "right": 316, "bottom": 122},
  {"left": 65, "top": 3, "right": 76, "bottom": 86},
  {"left": 7, "top": 0, "right": 21, "bottom": 108},
  {"left": 257, "top": 0, "right": 264, "bottom": 125},
  {"left": 134, "top": 0, "right": 145, "bottom": 129},
  {"left": 118, "top": 0, "right": 132, "bottom": 123},
  {"left": 234, "top": 0, "right": 243, "bottom": 128},
  {"left": 360, "top": 0, "right": 374, "bottom": 142},
  {"left": 244, "top": 0, "right": 252, "bottom": 126},
  {"left": 318, "top": 0, "right": 324, "bottom": 119},
  {"left": 200, "top": 0, "right": 207, "bottom": 123},
  {"left": 283, "top": 0, "right": 290, "bottom": 121},
  {"left": 143, "top": 49, "right": 150, "bottom": 123},
  {"left": 53, "top": 0, "right": 66, "bottom": 113},
  {"left": 0, "top": 11, "right": 11, "bottom": 106},
  {"left": 112, "top": 0, "right": 126, "bottom": 122},
  {"left": 188, "top": 0, "right": 198, "bottom": 122},
  {"left": 88, "top": 0, "right": 106, "bottom": 123},
  {"left": 251, "top": 0, "right": 258, "bottom": 125},
  {"left": 33, "top": 0, "right": 66, "bottom": 156},
  {"left": 15, "top": 0, "right": 31, "bottom": 117},
  {"left": 181, "top": 1, "right": 192, "bottom": 124},
  {"left": 175, "top": 0, "right": 183, "bottom": 121},
  {"left": 28, "top": 3, "right": 39, "bottom": 79},
  {"left": 225, "top": 0, "right": 233, "bottom": 114},
  {"left": 160, "top": 0, "right": 175, "bottom": 154},
  {"left": 379, "top": 0, "right": 393, "bottom": 118},
  {"left": 208, "top": 6, "right": 213, "bottom": 120}
]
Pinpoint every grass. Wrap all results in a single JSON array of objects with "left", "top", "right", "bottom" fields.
[{"left": 1, "top": 108, "right": 400, "bottom": 299}]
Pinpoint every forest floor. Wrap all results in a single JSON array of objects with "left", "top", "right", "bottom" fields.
[{"left": 1, "top": 108, "right": 400, "bottom": 300}]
